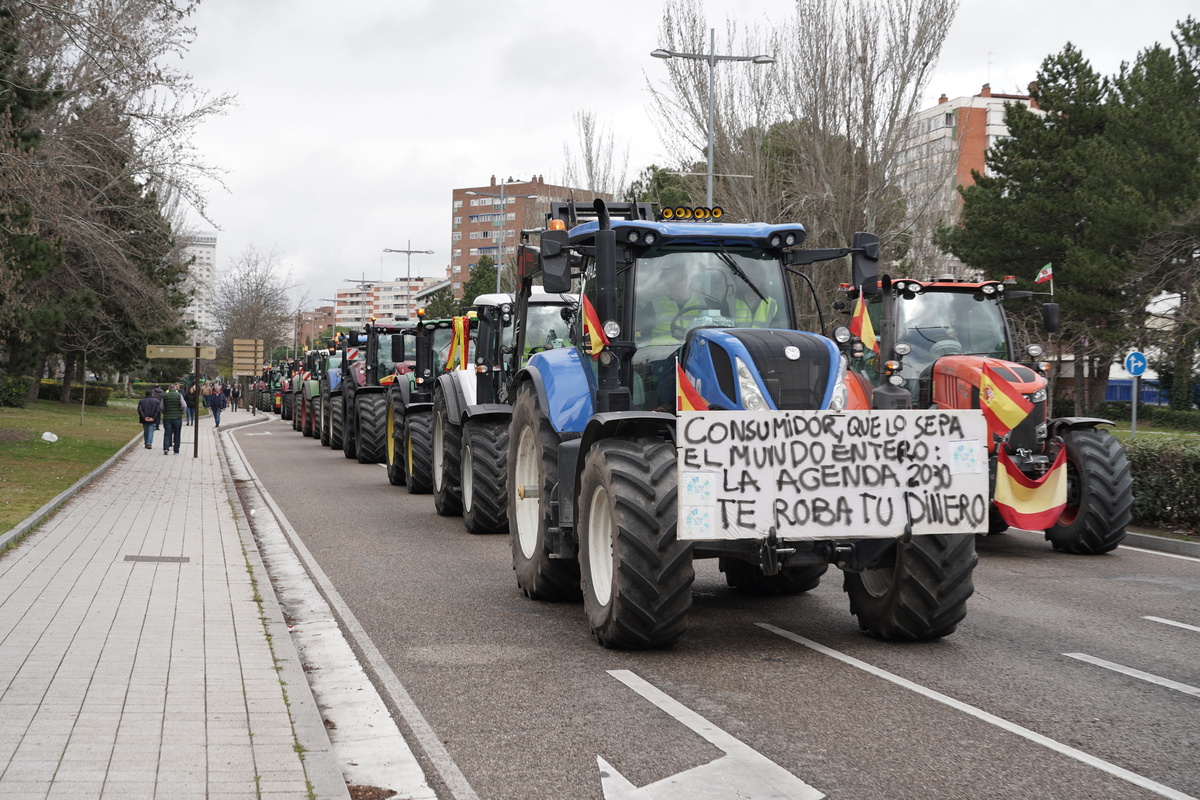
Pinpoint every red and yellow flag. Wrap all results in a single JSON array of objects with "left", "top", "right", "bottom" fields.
[
  {"left": 849, "top": 295, "right": 878, "bottom": 353},
  {"left": 980, "top": 360, "right": 1033, "bottom": 438},
  {"left": 676, "top": 360, "right": 707, "bottom": 412},
  {"left": 993, "top": 447, "right": 1067, "bottom": 530},
  {"left": 581, "top": 295, "right": 609, "bottom": 360},
  {"left": 445, "top": 316, "right": 470, "bottom": 370}
]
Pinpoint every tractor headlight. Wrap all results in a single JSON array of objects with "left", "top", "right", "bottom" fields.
[
  {"left": 1027, "top": 344, "right": 1044, "bottom": 357},
  {"left": 1031, "top": 388, "right": 1047, "bottom": 403},
  {"left": 735, "top": 358, "right": 768, "bottom": 411},
  {"left": 833, "top": 325, "right": 852, "bottom": 344},
  {"left": 828, "top": 356, "right": 849, "bottom": 411},
  {"left": 603, "top": 320, "right": 621, "bottom": 338},
  {"left": 643, "top": 232, "right": 657, "bottom": 245},
  {"left": 894, "top": 342, "right": 911, "bottom": 356}
]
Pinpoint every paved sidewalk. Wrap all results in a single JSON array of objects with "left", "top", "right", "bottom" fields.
[{"left": 0, "top": 413, "right": 345, "bottom": 799}]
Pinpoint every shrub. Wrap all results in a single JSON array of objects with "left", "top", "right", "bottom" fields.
[
  {"left": 0, "top": 376, "right": 32, "bottom": 408},
  {"left": 36, "top": 380, "right": 113, "bottom": 406},
  {"left": 1127, "top": 438, "right": 1200, "bottom": 530}
]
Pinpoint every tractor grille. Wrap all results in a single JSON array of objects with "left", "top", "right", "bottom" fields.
[
  {"left": 1007, "top": 397, "right": 1045, "bottom": 452},
  {"left": 724, "top": 330, "right": 831, "bottom": 410}
]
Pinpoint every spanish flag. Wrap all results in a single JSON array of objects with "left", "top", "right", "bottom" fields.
[
  {"left": 993, "top": 447, "right": 1067, "bottom": 530},
  {"left": 676, "top": 360, "right": 707, "bottom": 412},
  {"left": 980, "top": 360, "right": 1033, "bottom": 438},
  {"left": 581, "top": 295, "right": 609, "bottom": 360},
  {"left": 849, "top": 295, "right": 878, "bottom": 353},
  {"left": 445, "top": 316, "right": 470, "bottom": 371}
]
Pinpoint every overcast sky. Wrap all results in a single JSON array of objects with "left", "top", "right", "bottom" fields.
[{"left": 179, "top": 0, "right": 1195, "bottom": 310}]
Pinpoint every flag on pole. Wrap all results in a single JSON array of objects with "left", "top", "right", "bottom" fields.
[
  {"left": 848, "top": 294, "right": 879, "bottom": 353},
  {"left": 581, "top": 295, "right": 609, "bottom": 360},
  {"left": 1035, "top": 263, "right": 1053, "bottom": 284},
  {"left": 980, "top": 360, "right": 1033, "bottom": 439},
  {"left": 676, "top": 360, "right": 707, "bottom": 412},
  {"left": 993, "top": 447, "right": 1067, "bottom": 529}
]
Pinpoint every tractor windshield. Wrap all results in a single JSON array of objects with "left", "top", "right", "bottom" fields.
[
  {"left": 627, "top": 245, "right": 789, "bottom": 411},
  {"left": 432, "top": 326, "right": 454, "bottom": 372},
  {"left": 892, "top": 290, "right": 1009, "bottom": 380},
  {"left": 374, "top": 332, "right": 398, "bottom": 378},
  {"left": 525, "top": 303, "right": 570, "bottom": 359}
]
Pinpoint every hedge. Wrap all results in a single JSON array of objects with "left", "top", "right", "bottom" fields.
[
  {"left": 1127, "top": 437, "right": 1200, "bottom": 530},
  {"left": 36, "top": 379, "right": 112, "bottom": 406},
  {"left": 0, "top": 376, "right": 33, "bottom": 408}
]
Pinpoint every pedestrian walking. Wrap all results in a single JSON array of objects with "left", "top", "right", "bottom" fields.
[
  {"left": 201, "top": 381, "right": 212, "bottom": 410},
  {"left": 136, "top": 390, "right": 161, "bottom": 450},
  {"left": 230, "top": 383, "right": 241, "bottom": 412},
  {"left": 184, "top": 383, "right": 198, "bottom": 426},
  {"left": 151, "top": 384, "right": 164, "bottom": 430},
  {"left": 210, "top": 384, "right": 227, "bottom": 427},
  {"left": 161, "top": 383, "right": 186, "bottom": 455}
]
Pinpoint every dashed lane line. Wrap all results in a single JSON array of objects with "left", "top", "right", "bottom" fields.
[
  {"left": 759, "top": 623, "right": 1198, "bottom": 800},
  {"left": 1064, "top": 653, "right": 1200, "bottom": 698},
  {"left": 1144, "top": 616, "right": 1200, "bottom": 634}
]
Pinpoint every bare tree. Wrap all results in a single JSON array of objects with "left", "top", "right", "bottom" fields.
[
  {"left": 214, "top": 245, "right": 300, "bottom": 373},
  {"left": 562, "top": 110, "right": 628, "bottom": 197}
]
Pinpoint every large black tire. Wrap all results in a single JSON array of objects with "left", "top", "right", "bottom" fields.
[
  {"left": 578, "top": 437, "right": 694, "bottom": 649},
  {"left": 356, "top": 393, "right": 387, "bottom": 464},
  {"left": 342, "top": 393, "right": 358, "bottom": 460},
  {"left": 461, "top": 418, "right": 509, "bottom": 535},
  {"left": 1044, "top": 428, "right": 1132, "bottom": 554},
  {"left": 719, "top": 559, "right": 828, "bottom": 596},
  {"left": 432, "top": 391, "right": 462, "bottom": 516},
  {"left": 302, "top": 394, "right": 314, "bottom": 437},
  {"left": 316, "top": 393, "right": 327, "bottom": 445},
  {"left": 290, "top": 394, "right": 300, "bottom": 429},
  {"left": 405, "top": 411, "right": 434, "bottom": 494},
  {"left": 329, "top": 393, "right": 344, "bottom": 450},
  {"left": 385, "top": 399, "right": 405, "bottom": 486},
  {"left": 508, "top": 385, "right": 580, "bottom": 600},
  {"left": 844, "top": 534, "right": 977, "bottom": 641}
]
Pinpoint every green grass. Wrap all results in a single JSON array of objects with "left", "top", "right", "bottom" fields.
[{"left": 0, "top": 399, "right": 150, "bottom": 532}]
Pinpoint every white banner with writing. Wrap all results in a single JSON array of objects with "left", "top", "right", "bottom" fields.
[{"left": 676, "top": 410, "right": 988, "bottom": 541}]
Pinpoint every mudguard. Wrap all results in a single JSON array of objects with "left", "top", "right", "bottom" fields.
[
  {"left": 519, "top": 347, "right": 593, "bottom": 434},
  {"left": 464, "top": 403, "right": 510, "bottom": 422},
  {"left": 1047, "top": 416, "right": 1114, "bottom": 438},
  {"left": 434, "top": 372, "right": 470, "bottom": 424}
]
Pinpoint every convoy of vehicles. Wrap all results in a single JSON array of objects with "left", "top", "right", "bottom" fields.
[{"left": 249, "top": 194, "right": 1121, "bottom": 651}]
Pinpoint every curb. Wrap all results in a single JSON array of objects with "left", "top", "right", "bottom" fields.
[{"left": 1122, "top": 531, "right": 1200, "bottom": 558}]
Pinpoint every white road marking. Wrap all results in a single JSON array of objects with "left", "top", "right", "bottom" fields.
[
  {"left": 1119, "top": 545, "right": 1200, "bottom": 563},
  {"left": 1145, "top": 616, "right": 1200, "bottom": 634},
  {"left": 1064, "top": 653, "right": 1200, "bottom": 698},
  {"left": 244, "top": 431, "right": 273, "bottom": 436},
  {"left": 759, "top": 624, "right": 1198, "bottom": 800},
  {"left": 602, "top": 670, "right": 824, "bottom": 800}
]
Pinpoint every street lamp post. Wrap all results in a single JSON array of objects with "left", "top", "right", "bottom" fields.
[
  {"left": 383, "top": 241, "right": 434, "bottom": 320},
  {"left": 651, "top": 30, "right": 774, "bottom": 208},
  {"left": 465, "top": 180, "right": 538, "bottom": 293},
  {"left": 343, "top": 274, "right": 372, "bottom": 329}
]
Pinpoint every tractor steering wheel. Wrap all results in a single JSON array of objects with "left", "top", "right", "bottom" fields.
[{"left": 670, "top": 304, "right": 712, "bottom": 339}]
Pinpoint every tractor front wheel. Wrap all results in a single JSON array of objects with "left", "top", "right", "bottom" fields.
[
  {"left": 385, "top": 400, "right": 405, "bottom": 486},
  {"left": 432, "top": 392, "right": 462, "bottom": 516},
  {"left": 508, "top": 385, "right": 580, "bottom": 600},
  {"left": 1045, "top": 428, "right": 1132, "bottom": 554},
  {"left": 329, "top": 394, "right": 344, "bottom": 450},
  {"left": 719, "top": 559, "right": 827, "bottom": 596},
  {"left": 844, "top": 534, "right": 976, "bottom": 640},
  {"left": 316, "top": 393, "right": 327, "bottom": 444},
  {"left": 578, "top": 437, "right": 693, "bottom": 649},
  {"left": 462, "top": 418, "right": 509, "bottom": 535},
  {"left": 404, "top": 411, "right": 434, "bottom": 494},
  {"left": 356, "top": 394, "right": 387, "bottom": 464}
]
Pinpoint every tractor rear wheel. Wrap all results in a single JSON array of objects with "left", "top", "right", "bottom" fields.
[
  {"left": 579, "top": 437, "right": 693, "bottom": 649},
  {"left": 719, "top": 559, "right": 827, "bottom": 595},
  {"left": 302, "top": 395, "right": 314, "bottom": 437},
  {"left": 316, "top": 393, "right": 327, "bottom": 445},
  {"left": 508, "top": 385, "right": 580, "bottom": 600},
  {"left": 282, "top": 393, "right": 292, "bottom": 423},
  {"left": 844, "top": 533, "right": 977, "bottom": 641},
  {"left": 432, "top": 392, "right": 462, "bottom": 516},
  {"left": 385, "top": 401, "right": 405, "bottom": 486},
  {"left": 342, "top": 394, "right": 357, "bottom": 460},
  {"left": 329, "top": 394, "right": 344, "bottom": 450},
  {"left": 461, "top": 418, "right": 509, "bottom": 535},
  {"left": 1045, "top": 428, "right": 1132, "bottom": 554},
  {"left": 356, "top": 394, "right": 387, "bottom": 464},
  {"left": 405, "top": 411, "right": 434, "bottom": 494}
]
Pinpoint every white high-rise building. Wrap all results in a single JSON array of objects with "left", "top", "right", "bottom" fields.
[{"left": 181, "top": 232, "right": 218, "bottom": 342}]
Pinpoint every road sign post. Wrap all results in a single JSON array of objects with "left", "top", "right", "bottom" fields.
[{"left": 1124, "top": 351, "right": 1147, "bottom": 440}]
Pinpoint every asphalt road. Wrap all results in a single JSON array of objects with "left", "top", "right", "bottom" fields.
[{"left": 233, "top": 415, "right": 1200, "bottom": 800}]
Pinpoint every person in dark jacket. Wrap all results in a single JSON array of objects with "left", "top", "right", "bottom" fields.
[
  {"left": 184, "top": 383, "right": 198, "bottom": 426},
  {"left": 136, "top": 390, "right": 161, "bottom": 450},
  {"left": 151, "top": 384, "right": 164, "bottom": 429},
  {"left": 160, "top": 383, "right": 186, "bottom": 455},
  {"left": 210, "top": 384, "right": 227, "bottom": 427}
]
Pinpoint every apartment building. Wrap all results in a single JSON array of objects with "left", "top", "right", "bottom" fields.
[
  {"left": 333, "top": 275, "right": 442, "bottom": 328},
  {"left": 294, "top": 306, "right": 335, "bottom": 349},
  {"left": 450, "top": 175, "right": 608, "bottom": 298},
  {"left": 180, "top": 232, "right": 218, "bottom": 341}
]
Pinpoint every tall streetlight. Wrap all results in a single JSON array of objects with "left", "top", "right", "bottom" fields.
[
  {"left": 383, "top": 242, "right": 435, "bottom": 320},
  {"left": 651, "top": 30, "right": 774, "bottom": 208},
  {"left": 465, "top": 179, "right": 539, "bottom": 293},
  {"left": 343, "top": 274, "right": 372, "bottom": 328}
]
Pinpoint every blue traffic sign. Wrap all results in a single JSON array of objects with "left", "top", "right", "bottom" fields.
[{"left": 1125, "top": 351, "right": 1147, "bottom": 377}]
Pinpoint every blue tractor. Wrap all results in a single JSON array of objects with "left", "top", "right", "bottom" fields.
[{"left": 506, "top": 201, "right": 982, "bottom": 649}]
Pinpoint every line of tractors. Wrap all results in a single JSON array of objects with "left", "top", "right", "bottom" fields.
[{"left": 259, "top": 200, "right": 1132, "bottom": 650}]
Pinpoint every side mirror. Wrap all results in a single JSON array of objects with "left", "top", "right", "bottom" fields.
[
  {"left": 390, "top": 335, "right": 406, "bottom": 362},
  {"left": 851, "top": 232, "right": 880, "bottom": 294},
  {"left": 1041, "top": 302, "right": 1060, "bottom": 334},
  {"left": 541, "top": 230, "right": 572, "bottom": 294}
]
